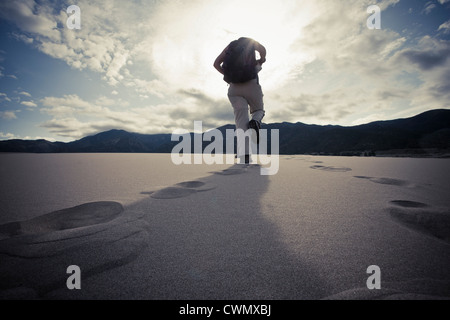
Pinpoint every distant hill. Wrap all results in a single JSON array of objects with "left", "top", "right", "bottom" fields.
[{"left": 1, "top": 109, "right": 449, "bottom": 157}]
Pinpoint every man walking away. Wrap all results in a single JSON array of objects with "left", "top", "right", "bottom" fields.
[{"left": 214, "top": 37, "right": 266, "bottom": 164}]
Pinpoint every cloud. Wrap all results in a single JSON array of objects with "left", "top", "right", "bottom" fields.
[
  {"left": 254, "top": 0, "right": 410, "bottom": 124},
  {"left": 391, "top": 36, "right": 450, "bottom": 112},
  {"left": 269, "top": 89, "right": 365, "bottom": 124},
  {"left": 0, "top": 132, "right": 17, "bottom": 140},
  {"left": 0, "top": 93, "right": 12, "bottom": 102},
  {"left": 398, "top": 47, "right": 450, "bottom": 71},
  {"left": 0, "top": 0, "right": 144, "bottom": 87},
  {"left": 439, "top": 20, "right": 450, "bottom": 34},
  {"left": 125, "top": 78, "right": 166, "bottom": 99},
  {"left": 177, "top": 88, "right": 234, "bottom": 125},
  {"left": 38, "top": 91, "right": 233, "bottom": 139},
  {"left": 423, "top": 2, "right": 437, "bottom": 14},
  {"left": 20, "top": 101, "right": 38, "bottom": 108},
  {"left": 0, "top": 111, "right": 18, "bottom": 120},
  {"left": 11, "top": 32, "right": 34, "bottom": 44},
  {"left": 0, "top": 1, "right": 60, "bottom": 41},
  {"left": 0, "top": 64, "right": 18, "bottom": 80},
  {"left": 0, "top": 132, "right": 55, "bottom": 141},
  {"left": 39, "top": 94, "right": 171, "bottom": 138},
  {"left": 41, "top": 94, "right": 108, "bottom": 117},
  {"left": 18, "top": 91, "right": 32, "bottom": 97}
]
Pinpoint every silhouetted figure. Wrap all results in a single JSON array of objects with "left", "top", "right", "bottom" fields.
[{"left": 214, "top": 37, "right": 266, "bottom": 164}]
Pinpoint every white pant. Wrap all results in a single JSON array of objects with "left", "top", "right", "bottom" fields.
[{"left": 228, "top": 79, "right": 265, "bottom": 157}]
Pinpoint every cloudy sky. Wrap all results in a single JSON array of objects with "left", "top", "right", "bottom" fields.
[{"left": 0, "top": 0, "right": 449, "bottom": 141}]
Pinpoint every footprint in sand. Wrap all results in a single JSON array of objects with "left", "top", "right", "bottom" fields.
[
  {"left": 151, "top": 187, "right": 198, "bottom": 199},
  {"left": 354, "top": 176, "right": 412, "bottom": 187},
  {"left": 0, "top": 201, "right": 148, "bottom": 298},
  {"left": 150, "top": 180, "right": 217, "bottom": 199},
  {"left": 148, "top": 163, "right": 262, "bottom": 201},
  {"left": 323, "top": 279, "right": 450, "bottom": 300},
  {"left": 149, "top": 164, "right": 260, "bottom": 200},
  {"left": 388, "top": 200, "right": 450, "bottom": 245},
  {"left": 213, "top": 168, "right": 248, "bottom": 176},
  {"left": 0, "top": 201, "right": 123, "bottom": 237},
  {"left": 176, "top": 181, "right": 217, "bottom": 192},
  {"left": 390, "top": 200, "right": 429, "bottom": 208},
  {"left": 310, "top": 165, "right": 352, "bottom": 172}
]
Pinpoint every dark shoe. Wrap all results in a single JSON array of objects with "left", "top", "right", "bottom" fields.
[
  {"left": 249, "top": 120, "right": 261, "bottom": 144},
  {"left": 239, "top": 155, "right": 251, "bottom": 164}
]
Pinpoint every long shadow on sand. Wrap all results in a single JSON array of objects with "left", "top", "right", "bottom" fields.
[
  {"left": 0, "top": 164, "right": 326, "bottom": 300},
  {"left": 130, "top": 164, "right": 327, "bottom": 300}
]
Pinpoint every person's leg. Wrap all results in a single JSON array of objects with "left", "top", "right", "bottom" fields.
[
  {"left": 247, "top": 81, "right": 265, "bottom": 124},
  {"left": 228, "top": 95, "right": 250, "bottom": 161},
  {"left": 251, "top": 109, "right": 265, "bottom": 123},
  {"left": 247, "top": 81, "right": 265, "bottom": 144},
  {"left": 229, "top": 96, "right": 249, "bottom": 132}
]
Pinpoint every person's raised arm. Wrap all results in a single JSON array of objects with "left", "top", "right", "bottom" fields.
[
  {"left": 213, "top": 46, "right": 228, "bottom": 75},
  {"left": 254, "top": 42, "right": 266, "bottom": 65}
]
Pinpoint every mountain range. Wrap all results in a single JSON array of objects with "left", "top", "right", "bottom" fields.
[{"left": 1, "top": 109, "right": 449, "bottom": 156}]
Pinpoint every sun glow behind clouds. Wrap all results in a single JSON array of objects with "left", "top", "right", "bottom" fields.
[
  {"left": 3, "top": 0, "right": 449, "bottom": 140},
  {"left": 148, "top": 0, "right": 318, "bottom": 96}
]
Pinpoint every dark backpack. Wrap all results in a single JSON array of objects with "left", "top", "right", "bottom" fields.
[{"left": 222, "top": 37, "right": 257, "bottom": 84}]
